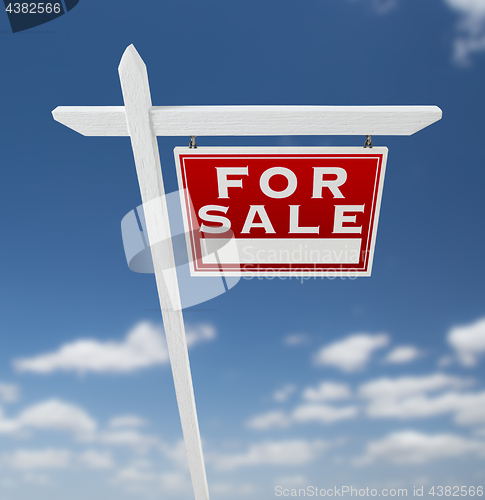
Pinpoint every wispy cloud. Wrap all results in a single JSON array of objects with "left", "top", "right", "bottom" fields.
[
  {"left": 159, "top": 439, "right": 189, "bottom": 469},
  {"left": 88, "top": 429, "right": 160, "bottom": 454},
  {"left": 444, "top": 0, "right": 485, "bottom": 65},
  {"left": 2, "top": 448, "right": 115, "bottom": 471},
  {"left": 113, "top": 459, "right": 191, "bottom": 494},
  {"left": 246, "top": 402, "right": 357, "bottom": 430},
  {"left": 246, "top": 410, "right": 291, "bottom": 430},
  {"left": 356, "top": 0, "right": 485, "bottom": 64},
  {"left": 0, "top": 397, "right": 173, "bottom": 460},
  {"left": 14, "top": 321, "right": 215, "bottom": 375},
  {"left": 359, "top": 373, "right": 485, "bottom": 425},
  {"left": 283, "top": 333, "right": 311, "bottom": 346},
  {"left": 366, "top": 390, "right": 485, "bottom": 424},
  {"left": 0, "top": 383, "right": 20, "bottom": 403},
  {"left": 273, "top": 475, "right": 309, "bottom": 489},
  {"left": 22, "top": 473, "right": 52, "bottom": 485},
  {"left": 248, "top": 373, "right": 481, "bottom": 430},
  {"left": 78, "top": 449, "right": 115, "bottom": 469},
  {"left": 273, "top": 384, "right": 297, "bottom": 402},
  {"left": 160, "top": 471, "right": 192, "bottom": 493},
  {"left": 2, "top": 449, "right": 72, "bottom": 470},
  {"left": 358, "top": 373, "right": 474, "bottom": 400},
  {"left": 313, "top": 333, "right": 389, "bottom": 372},
  {"left": 291, "top": 404, "right": 358, "bottom": 424},
  {"left": 354, "top": 430, "right": 485, "bottom": 465},
  {"left": 383, "top": 345, "right": 422, "bottom": 364},
  {"left": 448, "top": 317, "right": 485, "bottom": 366},
  {"left": 108, "top": 415, "right": 147, "bottom": 429},
  {"left": 210, "top": 439, "right": 327, "bottom": 470},
  {"left": 210, "top": 481, "right": 258, "bottom": 496},
  {"left": 114, "top": 462, "right": 155, "bottom": 484},
  {"left": 302, "top": 382, "right": 352, "bottom": 402},
  {"left": 0, "top": 399, "right": 97, "bottom": 437},
  {"left": 350, "top": 0, "right": 398, "bottom": 14}
]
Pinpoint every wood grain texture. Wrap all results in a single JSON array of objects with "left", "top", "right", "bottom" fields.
[
  {"left": 52, "top": 104, "right": 442, "bottom": 137},
  {"left": 118, "top": 45, "right": 210, "bottom": 500}
]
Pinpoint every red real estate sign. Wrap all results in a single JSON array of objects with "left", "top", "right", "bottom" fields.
[{"left": 174, "top": 147, "right": 387, "bottom": 277}]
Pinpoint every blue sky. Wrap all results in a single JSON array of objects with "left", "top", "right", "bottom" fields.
[{"left": 1, "top": 0, "right": 485, "bottom": 498}]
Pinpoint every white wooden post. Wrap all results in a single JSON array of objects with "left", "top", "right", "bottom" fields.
[{"left": 118, "top": 45, "right": 210, "bottom": 500}]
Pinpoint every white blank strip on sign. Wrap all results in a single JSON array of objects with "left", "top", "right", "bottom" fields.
[
  {"left": 52, "top": 105, "right": 442, "bottom": 137},
  {"left": 201, "top": 238, "right": 362, "bottom": 265}
]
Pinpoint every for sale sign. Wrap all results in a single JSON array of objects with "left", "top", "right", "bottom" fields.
[{"left": 174, "top": 147, "right": 387, "bottom": 277}]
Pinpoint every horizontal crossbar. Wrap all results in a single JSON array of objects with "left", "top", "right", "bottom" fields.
[{"left": 52, "top": 105, "right": 442, "bottom": 137}]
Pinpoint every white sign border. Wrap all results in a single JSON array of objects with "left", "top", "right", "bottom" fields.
[{"left": 174, "top": 146, "right": 388, "bottom": 278}]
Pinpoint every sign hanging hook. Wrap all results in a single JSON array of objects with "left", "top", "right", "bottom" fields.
[
  {"left": 364, "top": 135, "right": 373, "bottom": 148},
  {"left": 189, "top": 136, "right": 197, "bottom": 149}
]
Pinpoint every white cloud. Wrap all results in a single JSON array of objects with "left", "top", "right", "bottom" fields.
[
  {"left": 370, "top": 0, "right": 398, "bottom": 14},
  {"left": 211, "top": 482, "right": 258, "bottom": 496},
  {"left": 108, "top": 415, "right": 147, "bottom": 429},
  {"left": 314, "top": 333, "right": 389, "bottom": 372},
  {"left": 354, "top": 430, "right": 485, "bottom": 465},
  {"left": 211, "top": 482, "right": 235, "bottom": 495},
  {"left": 273, "top": 384, "right": 297, "bottom": 402},
  {"left": 78, "top": 450, "right": 114, "bottom": 469},
  {"left": 246, "top": 403, "right": 356, "bottom": 430},
  {"left": 383, "top": 346, "right": 422, "bottom": 364},
  {"left": 23, "top": 474, "right": 51, "bottom": 485},
  {"left": 292, "top": 404, "right": 358, "bottom": 424},
  {"left": 365, "top": 391, "right": 485, "bottom": 424},
  {"left": 302, "top": 382, "right": 352, "bottom": 402},
  {"left": 2, "top": 449, "right": 72, "bottom": 470},
  {"left": 446, "top": 0, "right": 485, "bottom": 16},
  {"left": 0, "top": 416, "right": 20, "bottom": 435},
  {"left": 274, "top": 475, "right": 308, "bottom": 489},
  {"left": 354, "top": 0, "right": 485, "bottom": 65},
  {"left": 185, "top": 324, "right": 216, "bottom": 346},
  {"left": 114, "top": 461, "right": 155, "bottom": 483},
  {"left": 91, "top": 429, "right": 160, "bottom": 453},
  {"left": 0, "top": 399, "right": 164, "bottom": 456},
  {"left": 283, "top": 333, "right": 310, "bottom": 346},
  {"left": 246, "top": 411, "right": 291, "bottom": 430},
  {"left": 113, "top": 459, "right": 190, "bottom": 494},
  {"left": 438, "top": 355, "right": 454, "bottom": 368},
  {"left": 448, "top": 317, "right": 485, "bottom": 366},
  {"left": 453, "top": 392, "right": 485, "bottom": 425},
  {"left": 14, "top": 321, "right": 215, "bottom": 375},
  {"left": 18, "top": 400, "right": 96, "bottom": 435},
  {"left": 160, "top": 471, "right": 191, "bottom": 493},
  {"left": 211, "top": 439, "right": 327, "bottom": 470},
  {"left": 0, "top": 478, "right": 15, "bottom": 488},
  {"left": 0, "top": 383, "right": 19, "bottom": 403},
  {"left": 115, "top": 468, "right": 153, "bottom": 483},
  {"left": 359, "top": 373, "right": 473, "bottom": 400},
  {"left": 359, "top": 374, "right": 485, "bottom": 425},
  {"left": 443, "top": 0, "right": 485, "bottom": 65},
  {"left": 160, "top": 439, "right": 189, "bottom": 469},
  {"left": 0, "top": 399, "right": 97, "bottom": 437},
  {"left": 355, "top": 0, "right": 485, "bottom": 65},
  {"left": 14, "top": 322, "right": 167, "bottom": 374},
  {"left": 350, "top": 0, "right": 398, "bottom": 14}
]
